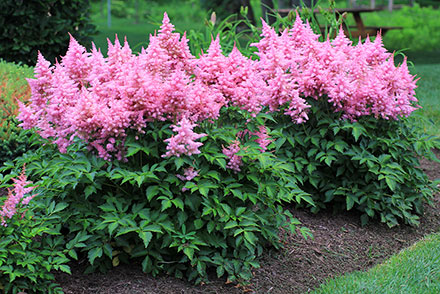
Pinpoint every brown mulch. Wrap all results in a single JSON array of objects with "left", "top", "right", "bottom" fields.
[{"left": 54, "top": 149, "right": 440, "bottom": 294}]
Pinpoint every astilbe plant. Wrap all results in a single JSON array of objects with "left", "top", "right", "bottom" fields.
[
  {"left": 0, "top": 164, "right": 69, "bottom": 294},
  {"left": 0, "top": 164, "right": 36, "bottom": 226},
  {"left": 12, "top": 11, "right": 436, "bottom": 286}
]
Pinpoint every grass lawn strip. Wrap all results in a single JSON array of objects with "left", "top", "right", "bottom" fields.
[{"left": 313, "top": 232, "right": 440, "bottom": 293}]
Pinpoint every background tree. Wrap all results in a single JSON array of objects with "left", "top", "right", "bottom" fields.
[{"left": 0, "top": 0, "right": 97, "bottom": 66}]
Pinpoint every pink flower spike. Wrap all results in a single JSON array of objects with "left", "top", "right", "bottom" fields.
[
  {"left": 0, "top": 164, "right": 37, "bottom": 226},
  {"left": 223, "top": 140, "right": 242, "bottom": 173},
  {"left": 162, "top": 118, "right": 207, "bottom": 158}
]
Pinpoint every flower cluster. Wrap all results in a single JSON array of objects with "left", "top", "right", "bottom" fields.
[
  {"left": 222, "top": 140, "right": 242, "bottom": 173},
  {"left": 162, "top": 118, "right": 206, "bottom": 158},
  {"left": 0, "top": 165, "right": 36, "bottom": 226},
  {"left": 252, "top": 15, "right": 418, "bottom": 120},
  {"left": 177, "top": 167, "right": 199, "bottom": 182},
  {"left": 18, "top": 13, "right": 419, "bottom": 168}
]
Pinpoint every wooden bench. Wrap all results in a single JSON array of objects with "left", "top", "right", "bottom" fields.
[{"left": 277, "top": 7, "right": 403, "bottom": 39}]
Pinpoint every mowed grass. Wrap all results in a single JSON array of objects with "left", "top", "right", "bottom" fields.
[
  {"left": 89, "top": 0, "right": 207, "bottom": 54},
  {"left": 408, "top": 53, "right": 440, "bottom": 137},
  {"left": 312, "top": 232, "right": 440, "bottom": 294}
]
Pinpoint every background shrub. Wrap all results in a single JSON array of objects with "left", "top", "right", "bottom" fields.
[
  {"left": 365, "top": 4, "right": 440, "bottom": 52},
  {"left": 0, "top": 0, "right": 97, "bottom": 65}
]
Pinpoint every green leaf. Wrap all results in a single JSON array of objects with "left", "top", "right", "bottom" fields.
[
  {"left": 59, "top": 264, "right": 71, "bottom": 274},
  {"left": 142, "top": 256, "right": 152, "bottom": 273},
  {"left": 199, "top": 186, "right": 209, "bottom": 197},
  {"left": 52, "top": 202, "right": 69, "bottom": 213},
  {"left": 207, "top": 221, "right": 215, "bottom": 233},
  {"left": 88, "top": 247, "right": 103, "bottom": 265},
  {"left": 244, "top": 231, "right": 257, "bottom": 245},
  {"left": 174, "top": 157, "right": 185, "bottom": 170},
  {"left": 194, "top": 219, "right": 204, "bottom": 230},
  {"left": 205, "top": 170, "right": 220, "bottom": 181},
  {"left": 161, "top": 199, "right": 172, "bottom": 211},
  {"left": 108, "top": 222, "right": 118, "bottom": 235},
  {"left": 172, "top": 198, "right": 184, "bottom": 210},
  {"left": 346, "top": 196, "right": 355, "bottom": 210},
  {"left": 143, "top": 224, "right": 162, "bottom": 233},
  {"left": 385, "top": 177, "right": 397, "bottom": 190},
  {"left": 183, "top": 247, "right": 194, "bottom": 261},
  {"left": 352, "top": 127, "right": 362, "bottom": 142},
  {"left": 224, "top": 221, "right": 238, "bottom": 229},
  {"left": 360, "top": 214, "right": 369, "bottom": 226},
  {"left": 84, "top": 185, "right": 97, "bottom": 198},
  {"left": 115, "top": 227, "right": 138, "bottom": 237},
  {"left": 215, "top": 158, "right": 227, "bottom": 169},
  {"left": 139, "top": 231, "right": 153, "bottom": 248},
  {"left": 146, "top": 185, "right": 159, "bottom": 201},
  {"left": 216, "top": 265, "right": 225, "bottom": 278},
  {"left": 68, "top": 249, "right": 78, "bottom": 260}
]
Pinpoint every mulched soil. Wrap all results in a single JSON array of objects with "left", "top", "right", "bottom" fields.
[{"left": 54, "top": 149, "right": 440, "bottom": 294}]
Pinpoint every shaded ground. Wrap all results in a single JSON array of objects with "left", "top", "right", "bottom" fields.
[{"left": 55, "top": 150, "right": 440, "bottom": 294}]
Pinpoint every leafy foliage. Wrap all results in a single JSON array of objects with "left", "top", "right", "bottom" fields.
[
  {"left": 0, "top": 0, "right": 97, "bottom": 65},
  {"left": 367, "top": 4, "right": 440, "bottom": 52},
  {"left": 267, "top": 98, "right": 440, "bottom": 227},
  {"left": 0, "top": 168, "right": 69, "bottom": 294},
  {"left": 1, "top": 7, "right": 438, "bottom": 290},
  {"left": 5, "top": 109, "right": 310, "bottom": 284}
]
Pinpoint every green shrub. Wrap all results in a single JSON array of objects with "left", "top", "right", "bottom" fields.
[
  {"left": 0, "top": 0, "right": 97, "bottom": 65},
  {"left": 6, "top": 109, "right": 311, "bottom": 285},
  {"left": 110, "top": 0, "right": 135, "bottom": 18},
  {"left": 267, "top": 98, "right": 440, "bottom": 227},
  {"left": 363, "top": 4, "right": 440, "bottom": 52}
]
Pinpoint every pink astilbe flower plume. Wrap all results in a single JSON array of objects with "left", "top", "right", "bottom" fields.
[
  {"left": 18, "top": 13, "right": 420, "bottom": 161},
  {"left": 162, "top": 117, "right": 207, "bottom": 158},
  {"left": 177, "top": 167, "right": 199, "bottom": 181},
  {"left": 0, "top": 164, "right": 37, "bottom": 226},
  {"left": 223, "top": 140, "right": 242, "bottom": 173}
]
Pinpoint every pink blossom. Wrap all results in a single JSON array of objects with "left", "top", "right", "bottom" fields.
[
  {"left": 177, "top": 167, "right": 199, "bottom": 181},
  {"left": 223, "top": 140, "right": 242, "bottom": 173},
  {"left": 162, "top": 117, "right": 207, "bottom": 158},
  {"left": 18, "top": 13, "right": 420, "bottom": 162},
  {"left": 0, "top": 165, "right": 37, "bottom": 226}
]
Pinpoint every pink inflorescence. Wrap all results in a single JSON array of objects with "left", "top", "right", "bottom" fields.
[
  {"left": 177, "top": 167, "right": 199, "bottom": 181},
  {"left": 162, "top": 117, "right": 207, "bottom": 158},
  {"left": 251, "top": 16, "right": 419, "bottom": 121},
  {"left": 222, "top": 140, "right": 243, "bottom": 173},
  {"left": 18, "top": 12, "right": 419, "bottom": 167},
  {"left": 0, "top": 165, "right": 37, "bottom": 226}
]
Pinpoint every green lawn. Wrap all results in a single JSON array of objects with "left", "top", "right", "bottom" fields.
[
  {"left": 312, "top": 232, "right": 440, "bottom": 293},
  {"left": 90, "top": 0, "right": 207, "bottom": 54},
  {"left": 411, "top": 62, "right": 440, "bottom": 137}
]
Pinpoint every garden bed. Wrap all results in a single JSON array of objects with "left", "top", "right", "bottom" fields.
[{"left": 54, "top": 150, "right": 440, "bottom": 294}]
